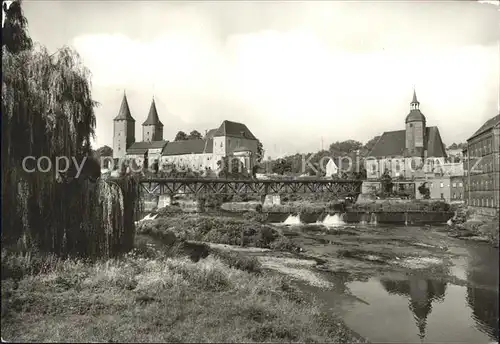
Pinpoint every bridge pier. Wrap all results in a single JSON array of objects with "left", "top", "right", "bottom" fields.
[
  {"left": 262, "top": 194, "right": 281, "bottom": 207},
  {"left": 157, "top": 195, "right": 172, "bottom": 208}
]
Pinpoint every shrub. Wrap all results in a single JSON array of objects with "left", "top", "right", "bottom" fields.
[
  {"left": 212, "top": 249, "right": 262, "bottom": 273},
  {"left": 269, "top": 236, "right": 301, "bottom": 252},
  {"left": 197, "top": 193, "right": 231, "bottom": 208},
  {"left": 242, "top": 212, "right": 268, "bottom": 223}
]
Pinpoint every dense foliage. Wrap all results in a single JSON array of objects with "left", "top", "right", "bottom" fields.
[
  {"left": 174, "top": 131, "right": 188, "bottom": 141},
  {"left": 188, "top": 130, "right": 202, "bottom": 140},
  {"left": 1, "top": 0, "right": 139, "bottom": 258}
]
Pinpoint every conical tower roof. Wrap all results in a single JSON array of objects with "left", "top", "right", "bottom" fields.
[
  {"left": 113, "top": 92, "right": 135, "bottom": 121},
  {"left": 142, "top": 98, "right": 163, "bottom": 127},
  {"left": 412, "top": 89, "right": 419, "bottom": 104}
]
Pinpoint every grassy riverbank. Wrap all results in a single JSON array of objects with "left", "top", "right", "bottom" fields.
[{"left": 1, "top": 217, "right": 366, "bottom": 343}]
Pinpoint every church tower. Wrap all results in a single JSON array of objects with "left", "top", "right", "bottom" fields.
[
  {"left": 404, "top": 89, "right": 427, "bottom": 157},
  {"left": 113, "top": 92, "right": 135, "bottom": 159},
  {"left": 142, "top": 97, "right": 163, "bottom": 142}
]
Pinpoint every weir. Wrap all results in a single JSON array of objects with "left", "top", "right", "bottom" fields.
[
  {"left": 322, "top": 213, "right": 346, "bottom": 226},
  {"left": 283, "top": 214, "right": 301, "bottom": 225}
]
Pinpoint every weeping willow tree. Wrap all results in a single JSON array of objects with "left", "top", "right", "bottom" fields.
[{"left": 2, "top": 0, "right": 139, "bottom": 258}]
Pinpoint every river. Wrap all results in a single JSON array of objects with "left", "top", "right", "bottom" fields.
[
  {"left": 277, "top": 218, "right": 499, "bottom": 344},
  {"left": 139, "top": 211, "right": 499, "bottom": 343}
]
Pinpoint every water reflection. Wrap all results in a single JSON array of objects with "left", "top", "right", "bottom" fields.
[
  {"left": 380, "top": 275, "right": 447, "bottom": 342},
  {"left": 465, "top": 244, "right": 499, "bottom": 341}
]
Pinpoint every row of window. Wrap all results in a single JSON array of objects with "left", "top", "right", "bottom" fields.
[
  {"left": 469, "top": 161, "right": 496, "bottom": 174},
  {"left": 451, "top": 182, "right": 464, "bottom": 188},
  {"left": 452, "top": 193, "right": 463, "bottom": 199},
  {"left": 467, "top": 198, "right": 497, "bottom": 208},
  {"left": 468, "top": 137, "right": 495, "bottom": 157},
  {"left": 427, "top": 182, "right": 446, "bottom": 188},
  {"left": 465, "top": 179, "right": 495, "bottom": 191}
]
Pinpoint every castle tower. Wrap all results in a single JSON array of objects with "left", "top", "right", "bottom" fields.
[
  {"left": 405, "top": 89, "right": 427, "bottom": 157},
  {"left": 113, "top": 92, "right": 135, "bottom": 159},
  {"left": 142, "top": 97, "right": 163, "bottom": 142}
]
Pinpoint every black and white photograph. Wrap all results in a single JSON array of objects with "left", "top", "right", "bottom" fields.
[{"left": 1, "top": 0, "right": 499, "bottom": 342}]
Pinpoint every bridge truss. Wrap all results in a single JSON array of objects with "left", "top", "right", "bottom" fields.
[{"left": 137, "top": 178, "right": 362, "bottom": 196}]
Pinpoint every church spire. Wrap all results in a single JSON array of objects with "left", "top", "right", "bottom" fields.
[
  {"left": 113, "top": 91, "right": 135, "bottom": 121},
  {"left": 142, "top": 97, "right": 163, "bottom": 127},
  {"left": 411, "top": 88, "right": 420, "bottom": 110}
]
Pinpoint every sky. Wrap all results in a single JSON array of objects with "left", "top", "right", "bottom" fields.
[{"left": 18, "top": 0, "right": 500, "bottom": 158}]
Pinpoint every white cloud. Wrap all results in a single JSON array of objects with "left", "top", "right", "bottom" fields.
[{"left": 70, "top": 4, "right": 499, "bottom": 157}]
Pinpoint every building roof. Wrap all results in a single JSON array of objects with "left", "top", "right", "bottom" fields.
[
  {"left": 426, "top": 126, "right": 447, "bottom": 158},
  {"left": 214, "top": 120, "right": 257, "bottom": 140},
  {"left": 368, "top": 130, "right": 406, "bottom": 157},
  {"left": 205, "top": 129, "right": 217, "bottom": 139},
  {"left": 162, "top": 139, "right": 214, "bottom": 156},
  {"left": 368, "top": 126, "right": 447, "bottom": 158},
  {"left": 126, "top": 140, "right": 168, "bottom": 155},
  {"left": 142, "top": 98, "right": 163, "bottom": 127},
  {"left": 406, "top": 109, "right": 426, "bottom": 123},
  {"left": 468, "top": 114, "right": 500, "bottom": 141},
  {"left": 113, "top": 93, "right": 135, "bottom": 121}
]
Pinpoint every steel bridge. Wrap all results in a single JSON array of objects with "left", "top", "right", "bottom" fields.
[{"left": 137, "top": 177, "right": 362, "bottom": 196}]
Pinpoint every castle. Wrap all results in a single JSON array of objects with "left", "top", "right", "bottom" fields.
[{"left": 112, "top": 93, "right": 259, "bottom": 173}]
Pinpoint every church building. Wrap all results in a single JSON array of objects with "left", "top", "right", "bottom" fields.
[
  {"left": 112, "top": 93, "right": 259, "bottom": 173},
  {"left": 365, "top": 90, "right": 448, "bottom": 180}
]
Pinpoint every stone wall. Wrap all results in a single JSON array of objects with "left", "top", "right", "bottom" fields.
[{"left": 344, "top": 211, "right": 453, "bottom": 224}]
